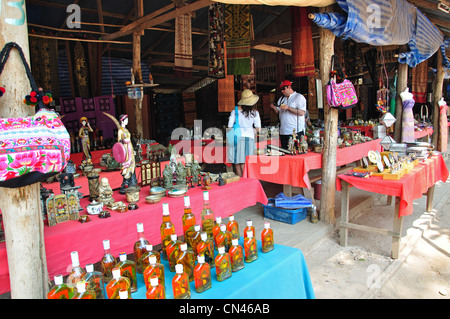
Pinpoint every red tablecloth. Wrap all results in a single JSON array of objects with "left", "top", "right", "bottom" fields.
[
  {"left": 342, "top": 125, "right": 374, "bottom": 138},
  {"left": 414, "top": 127, "right": 433, "bottom": 140},
  {"left": 0, "top": 178, "right": 268, "bottom": 294},
  {"left": 336, "top": 154, "right": 449, "bottom": 217},
  {"left": 243, "top": 139, "right": 382, "bottom": 188}
]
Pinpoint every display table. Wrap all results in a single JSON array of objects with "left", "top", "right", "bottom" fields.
[
  {"left": 0, "top": 178, "right": 268, "bottom": 294},
  {"left": 130, "top": 240, "right": 315, "bottom": 299},
  {"left": 414, "top": 127, "right": 433, "bottom": 141},
  {"left": 336, "top": 154, "right": 449, "bottom": 259},
  {"left": 243, "top": 139, "right": 383, "bottom": 191},
  {"left": 341, "top": 125, "right": 374, "bottom": 138}
]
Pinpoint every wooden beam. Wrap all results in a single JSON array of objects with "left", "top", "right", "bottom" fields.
[
  {"left": 433, "top": 48, "right": 445, "bottom": 149},
  {"left": 394, "top": 45, "right": 409, "bottom": 142},
  {"left": 252, "top": 44, "right": 291, "bottom": 56},
  {"left": 96, "top": 0, "right": 105, "bottom": 33},
  {"left": 27, "top": 0, "right": 128, "bottom": 19},
  {"left": 102, "top": 0, "right": 213, "bottom": 40}
]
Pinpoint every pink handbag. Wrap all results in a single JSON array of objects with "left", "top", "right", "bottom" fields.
[
  {"left": 326, "top": 55, "right": 358, "bottom": 109},
  {"left": 0, "top": 42, "right": 70, "bottom": 188}
]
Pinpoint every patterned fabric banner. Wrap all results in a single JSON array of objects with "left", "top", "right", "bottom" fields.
[
  {"left": 411, "top": 60, "right": 428, "bottom": 104},
  {"left": 174, "top": 14, "right": 193, "bottom": 78},
  {"left": 291, "top": 7, "right": 315, "bottom": 77},
  {"left": 218, "top": 41, "right": 235, "bottom": 113},
  {"left": 208, "top": 3, "right": 226, "bottom": 78},
  {"left": 224, "top": 4, "right": 251, "bottom": 75}
]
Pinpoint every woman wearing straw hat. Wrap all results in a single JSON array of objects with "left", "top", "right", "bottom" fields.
[{"left": 227, "top": 89, "right": 261, "bottom": 177}]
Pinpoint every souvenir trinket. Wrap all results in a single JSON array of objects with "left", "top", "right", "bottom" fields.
[{"left": 87, "top": 200, "right": 103, "bottom": 215}]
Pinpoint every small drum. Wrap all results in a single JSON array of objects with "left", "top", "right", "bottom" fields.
[{"left": 112, "top": 142, "right": 127, "bottom": 163}]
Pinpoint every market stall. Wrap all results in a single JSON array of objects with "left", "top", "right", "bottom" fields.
[
  {"left": 0, "top": 177, "right": 268, "bottom": 294},
  {"left": 243, "top": 138, "right": 383, "bottom": 191},
  {"left": 337, "top": 153, "right": 449, "bottom": 259}
]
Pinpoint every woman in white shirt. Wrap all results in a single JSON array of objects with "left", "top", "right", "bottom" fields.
[{"left": 227, "top": 89, "right": 261, "bottom": 177}]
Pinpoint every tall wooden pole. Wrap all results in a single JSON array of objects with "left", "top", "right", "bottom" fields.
[
  {"left": 432, "top": 51, "right": 445, "bottom": 149},
  {"left": 393, "top": 46, "right": 408, "bottom": 143},
  {"left": 132, "top": 31, "right": 144, "bottom": 138},
  {"left": 313, "top": 8, "right": 336, "bottom": 224},
  {"left": 0, "top": 1, "right": 48, "bottom": 298}
]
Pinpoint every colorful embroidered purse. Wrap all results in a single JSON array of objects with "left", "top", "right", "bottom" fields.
[
  {"left": 0, "top": 42, "right": 70, "bottom": 188},
  {"left": 326, "top": 55, "right": 358, "bottom": 110}
]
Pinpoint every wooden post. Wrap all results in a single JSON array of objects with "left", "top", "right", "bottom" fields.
[
  {"left": 432, "top": 51, "right": 445, "bottom": 149},
  {"left": 315, "top": 9, "right": 336, "bottom": 224},
  {"left": 132, "top": 32, "right": 144, "bottom": 138},
  {"left": 393, "top": 46, "right": 408, "bottom": 143},
  {"left": 0, "top": 1, "right": 48, "bottom": 298}
]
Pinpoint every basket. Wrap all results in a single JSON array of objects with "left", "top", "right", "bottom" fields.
[{"left": 263, "top": 198, "right": 308, "bottom": 225}]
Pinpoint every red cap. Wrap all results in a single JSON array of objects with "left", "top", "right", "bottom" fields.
[{"left": 279, "top": 80, "right": 292, "bottom": 88}]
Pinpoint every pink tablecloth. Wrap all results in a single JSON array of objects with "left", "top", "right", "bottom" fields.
[
  {"left": 0, "top": 178, "right": 268, "bottom": 294},
  {"left": 243, "top": 139, "right": 382, "bottom": 188},
  {"left": 336, "top": 154, "right": 449, "bottom": 217}
]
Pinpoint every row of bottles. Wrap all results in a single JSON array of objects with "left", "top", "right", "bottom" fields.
[{"left": 48, "top": 191, "right": 274, "bottom": 299}]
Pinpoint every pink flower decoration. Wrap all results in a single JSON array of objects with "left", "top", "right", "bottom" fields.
[
  {"left": 9, "top": 152, "right": 39, "bottom": 169},
  {"left": 0, "top": 157, "right": 7, "bottom": 171},
  {"left": 45, "top": 152, "right": 62, "bottom": 171}
]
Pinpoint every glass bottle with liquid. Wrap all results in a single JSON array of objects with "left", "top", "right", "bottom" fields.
[
  {"left": 160, "top": 203, "right": 175, "bottom": 261},
  {"left": 212, "top": 216, "right": 222, "bottom": 239},
  {"left": 166, "top": 234, "right": 183, "bottom": 272},
  {"left": 67, "top": 251, "right": 86, "bottom": 288},
  {"left": 72, "top": 280, "right": 96, "bottom": 299},
  {"left": 143, "top": 255, "right": 165, "bottom": 290},
  {"left": 146, "top": 275, "right": 166, "bottom": 299},
  {"left": 214, "top": 246, "right": 232, "bottom": 282},
  {"left": 215, "top": 224, "right": 232, "bottom": 252},
  {"left": 83, "top": 263, "right": 105, "bottom": 299},
  {"left": 105, "top": 268, "right": 131, "bottom": 299},
  {"left": 228, "top": 238, "right": 245, "bottom": 272},
  {"left": 185, "top": 224, "right": 202, "bottom": 256},
  {"left": 182, "top": 196, "right": 196, "bottom": 237},
  {"left": 201, "top": 191, "right": 215, "bottom": 239},
  {"left": 47, "top": 275, "right": 74, "bottom": 299},
  {"left": 138, "top": 244, "right": 161, "bottom": 272},
  {"left": 226, "top": 215, "right": 239, "bottom": 239},
  {"left": 133, "top": 222, "right": 149, "bottom": 274},
  {"left": 243, "top": 219, "right": 255, "bottom": 239},
  {"left": 194, "top": 254, "right": 212, "bottom": 293},
  {"left": 115, "top": 252, "right": 137, "bottom": 292},
  {"left": 101, "top": 239, "right": 116, "bottom": 282},
  {"left": 175, "top": 243, "right": 195, "bottom": 282},
  {"left": 196, "top": 231, "right": 215, "bottom": 267},
  {"left": 244, "top": 230, "right": 258, "bottom": 263},
  {"left": 261, "top": 221, "right": 274, "bottom": 253},
  {"left": 172, "top": 264, "right": 191, "bottom": 299}
]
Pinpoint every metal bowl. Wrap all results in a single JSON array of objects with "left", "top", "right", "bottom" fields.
[
  {"left": 150, "top": 186, "right": 166, "bottom": 196},
  {"left": 145, "top": 194, "right": 163, "bottom": 204}
]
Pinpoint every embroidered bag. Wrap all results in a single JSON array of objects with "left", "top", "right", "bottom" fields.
[
  {"left": 0, "top": 42, "right": 70, "bottom": 188},
  {"left": 326, "top": 55, "right": 358, "bottom": 109}
]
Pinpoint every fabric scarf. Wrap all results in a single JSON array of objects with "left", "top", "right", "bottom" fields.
[
  {"left": 224, "top": 4, "right": 251, "bottom": 75},
  {"left": 208, "top": 3, "right": 226, "bottom": 78},
  {"left": 411, "top": 60, "right": 428, "bottom": 104},
  {"left": 291, "top": 7, "right": 315, "bottom": 77},
  {"left": 174, "top": 13, "right": 193, "bottom": 78}
]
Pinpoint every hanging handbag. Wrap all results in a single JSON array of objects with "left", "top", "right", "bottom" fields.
[
  {"left": 226, "top": 106, "right": 242, "bottom": 144},
  {"left": 0, "top": 42, "right": 70, "bottom": 188},
  {"left": 326, "top": 55, "right": 358, "bottom": 110}
]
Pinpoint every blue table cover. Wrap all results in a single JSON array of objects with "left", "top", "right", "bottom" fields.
[{"left": 129, "top": 240, "right": 315, "bottom": 299}]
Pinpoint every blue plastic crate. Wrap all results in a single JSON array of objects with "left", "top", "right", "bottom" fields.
[{"left": 263, "top": 198, "right": 308, "bottom": 225}]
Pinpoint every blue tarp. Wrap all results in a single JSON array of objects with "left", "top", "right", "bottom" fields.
[
  {"left": 311, "top": 0, "right": 450, "bottom": 68},
  {"left": 274, "top": 192, "right": 313, "bottom": 209}
]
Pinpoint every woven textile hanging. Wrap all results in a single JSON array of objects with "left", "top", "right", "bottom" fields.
[
  {"left": 218, "top": 41, "right": 235, "bottom": 113},
  {"left": 174, "top": 13, "right": 193, "bottom": 78},
  {"left": 411, "top": 60, "right": 428, "bottom": 104},
  {"left": 224, "top": 4, "right": 251, "bottom": 75},
  {"left": 208, "top": 3, "right": 226, "bottom": 78},
  {"left": 291, "top": 7, "right": 315, "bottom": 77}
]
